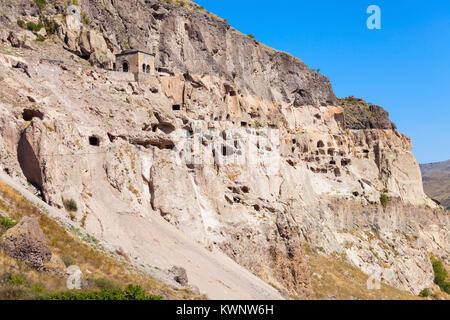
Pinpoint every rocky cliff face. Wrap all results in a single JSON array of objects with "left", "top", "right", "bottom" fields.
[{"left": 0, "top": 0, "right": 448, "bottom": 298}]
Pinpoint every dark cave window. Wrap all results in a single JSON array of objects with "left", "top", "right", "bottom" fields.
[
  {"left": 122, "top": 62, "right": 129, "bottom": 73},
  {"left": 89, "top": 136, "right": 100, "bottom": 146}
]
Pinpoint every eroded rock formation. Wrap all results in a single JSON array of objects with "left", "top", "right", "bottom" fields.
[{"left": 1, "top": 216, "right": 52, "bottom": 270}]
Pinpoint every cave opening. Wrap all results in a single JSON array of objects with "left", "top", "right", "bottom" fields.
[
  {"left": 89, "top": 136, "right": 100, "bottom": 146},
  {"left": 107, "top": 133, "right": 117, "bottom": 143},
  {"left": 17, "top": 133, "right": 44, "bottom": 200},
  {"left": 22, "top": 109, "right": 44, "bottom": 121}
]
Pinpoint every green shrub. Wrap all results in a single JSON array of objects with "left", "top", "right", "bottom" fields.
[
  {"left": 44, "top": 19, "right": 56, "bottom": 35},
  {"left": 247, "top": 33, "right": 255, "bottom": 39},
  {"left": 123, "top": 284, "right": 156, "bottom": 300},
  {"left": 17, "top": 19, "right": 25, "bottom": 28},
  {"left": 81, "top": 12, "right": 91, "bottom": 25},
  {"left": 63, "top": 198, "right": 78, "bottom": 212},
  {"left": 33, "top": 0, "right": 47, "bottom": 10},
  {"left": 432, "top": 260, "right": 447, "bottom": 284},
  {"left": 26, "top": 21, "right": 44, "bottom": 32},
  {"left": 31, "top": 283, "right": 45, "bottom": 294},
  {"left": 441, "top": 282, "right": 450, "bottom": 293},
  {"left": 40, "top": 284, "right": 163, "bottom": 300},
  {"left": 419, "top": 288, "right": 431, "bottom": 297},
  {"left": 72, "top": 0, "right": 80, "bottom": 5},
  {"left": 380, "top": 193, "right": 388, "bottom": 208},
  {"left": 0, "top": 216, "right": 17, "bottom": 230},
  {"left": 193, "top": 4, "right": 204, "bottom": 11},
  {"left": 9, "top": 274, "right": 28, "bottom": 286},
  {"left": 432, "top": 259, "right": 450, "bottom": 294}
]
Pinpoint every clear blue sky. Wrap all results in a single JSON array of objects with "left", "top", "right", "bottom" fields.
[{"left": 195, "top": 0, "right": 449, "bottom": 164}]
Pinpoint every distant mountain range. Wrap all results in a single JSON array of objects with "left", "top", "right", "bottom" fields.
[{"left": 420, "top": 160, "right": 450, "bottom": 209}]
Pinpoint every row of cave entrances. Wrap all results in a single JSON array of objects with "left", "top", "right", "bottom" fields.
[
  {"left": 89, "top": 133, "right": 117, "bottom": 147},
  {"left": 114, "top": 62, "right": 151, "bottom": 74}
]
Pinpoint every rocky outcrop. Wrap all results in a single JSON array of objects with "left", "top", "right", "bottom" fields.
[
  {"left": 59, "top": 8, "right": 115, "bottom": 68},
  {"left": 7, "top": 31, "right": 34, "bottom": 50},
  {"left": 339, "top": 97, "right": 396, "bottom": 130},
  {"left": 169, "top": 266, "right": 188, "bottom": 286},
  {"left": 0, "top": 216, "right": 52, "bottom": 270}
]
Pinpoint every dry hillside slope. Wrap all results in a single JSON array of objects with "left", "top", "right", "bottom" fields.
[{"left": 421, "top": 160, "right": 450, "bottom": 209}]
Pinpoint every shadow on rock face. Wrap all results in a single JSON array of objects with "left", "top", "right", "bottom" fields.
[{"left": 17, "top": 132, "right": 43, "bottom": 193}]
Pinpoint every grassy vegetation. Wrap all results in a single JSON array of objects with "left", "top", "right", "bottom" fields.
[
  {"left": 43, "top": 18, "right": 56, "bottom": 35},
  {"left": 419, "top": 288, "right": 431, "bottom": 297},
  {"left": 302, "top": 243, "right": 421, "bottom": 300},
  {"left": 432, "top": 258, "right": 450, "bottom": 294},
  {"left": 192, "top": 3, "right": 204, "bottom": 10},
  {"left": 9, "top": 274, "right": 28, "bottom": 286},
  {"left": 61, "top": 254, "right": 76, "bottom": 267},
  {"left": 0, "top": 179, "right": 205, "bottom": 300},
  {"left": 33, "top": 0, "right": 47, "bottom": 10},
  {"left": 62, "top": 198, "right": 78, "bottom": 212},
  {"left": 40, "top": 284, "right": 163, "bottom": 300},
  {"left": 380, "top": 193, "right": 388, "bottom": 208},
  {"left": 81, "top": 12, "right": 91, "bottom": 25},
  {"left": 16, "top": 19, "right": 25, "bottom": 29},
  {"left": 26, "top": 21, "right": 44, "bottom": 33},
  {"left": 162, "top": 0, "right": 188, "bottom": 6},
  {"left": 0, "top": 216, "right": 17, "bottom": 230},
  {"left": 16, "top": 14, "right": 55, "bottom": 40}
]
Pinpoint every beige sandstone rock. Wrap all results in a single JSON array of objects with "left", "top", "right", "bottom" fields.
[{"left": 1, "top": 216, "right": 52, "bottom": 271}]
